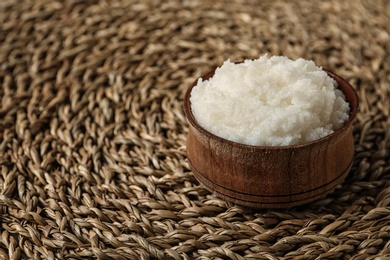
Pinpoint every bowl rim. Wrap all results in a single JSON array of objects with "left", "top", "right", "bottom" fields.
[{"left": 184, "top": 68, "right": 359, "bottom": 150}]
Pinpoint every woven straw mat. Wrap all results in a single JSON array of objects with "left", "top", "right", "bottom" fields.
[{"left": 0, "top": 0, "right": 389, "bottom": 259}]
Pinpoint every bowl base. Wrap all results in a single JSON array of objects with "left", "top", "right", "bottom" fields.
[{"left": 189, "top": 158, "right": 352, "bottom": 209}]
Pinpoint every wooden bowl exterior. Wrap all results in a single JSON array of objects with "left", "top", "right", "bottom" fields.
[{"left": 184, "top": 70, "right": 359, "bottom": 209}]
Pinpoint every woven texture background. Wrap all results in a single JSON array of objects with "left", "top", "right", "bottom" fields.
[{"left": 0, "top": 0, "right": 389, "bottom": 259}]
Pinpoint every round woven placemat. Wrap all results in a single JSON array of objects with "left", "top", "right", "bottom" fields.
[{"left": 1, "top": 0, "right": 389, "bottom": 259}]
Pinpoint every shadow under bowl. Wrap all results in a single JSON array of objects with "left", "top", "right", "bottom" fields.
[{"left": 184, "top": 69, "right": 359, "bottom": 209}]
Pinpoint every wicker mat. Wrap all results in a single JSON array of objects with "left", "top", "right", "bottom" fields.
[{"left": 0, "top": 0, "right": 389, "bottom": 259}]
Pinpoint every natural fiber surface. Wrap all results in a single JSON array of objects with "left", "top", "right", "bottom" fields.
[{"left": 0, "top": 0, "right": 389, "bottom": 259}]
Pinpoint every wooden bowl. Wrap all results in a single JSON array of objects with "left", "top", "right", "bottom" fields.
[{"left": 184, "top": 69, "right": 359, "bottom": 209}]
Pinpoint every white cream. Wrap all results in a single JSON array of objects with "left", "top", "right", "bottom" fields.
[{"left": 190, "top": 55, "right": 350, "bottom": 146}]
